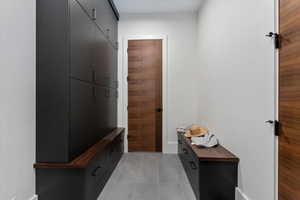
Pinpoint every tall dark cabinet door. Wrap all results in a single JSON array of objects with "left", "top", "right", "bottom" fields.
[
  {"left": 106, "top": 88, "right": 117, "bottom": 131},
  {"left": 112, "top": 47, "right": 118, "bottom": 88},
  {"left": 111, "top": 89, "right": 118, "bottom": 128},
  {"left": 107, "top": 10, "right": 118, "bottom": 47},
  {"left": 93, "top": 0, "right": 111, "bottom": 32},
  {"left": 93, "top": 0, "right": 118, "bottom": 45},
  {"left": 95, "top": 87, "right": 110, "bottom": 138},
  {"left": 70, "top": 79, "right": 98, "bottom": 160},
  {"left": 70, "top": 0, "right": 94, "bottom": 82},
  {"left": 107, "top": 44, "right": 118, "bottom": 88},
  {"left": 93, "top": 28, "right": 110, "bottom": 87}
]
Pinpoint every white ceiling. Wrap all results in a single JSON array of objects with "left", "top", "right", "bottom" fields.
[{"left": 113, "top": 0, "right": 202, "bottom": 14}]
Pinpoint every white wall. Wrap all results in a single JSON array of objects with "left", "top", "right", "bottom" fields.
[
  {"left": 196, "top": 0, "right": 276, "bottom": 200},
  {"left": 0, "top": 0, "right": 36, "bottom": 200},
  {"left": 118, "top": 13, "right": 200, "bottom": 153}
]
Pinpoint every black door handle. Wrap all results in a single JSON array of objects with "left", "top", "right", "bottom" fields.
[
  {"left": 189, "top": 161, "right": 197, "bottom": 170},
  {"left": 156, "top": 108, "right": 163, "bottom": 112},
  {"left": 92, "top": 166, "right": 102, "bottom": 177},
  {"left": 183, "top": 148, "right": 188, "bottom": 154}
]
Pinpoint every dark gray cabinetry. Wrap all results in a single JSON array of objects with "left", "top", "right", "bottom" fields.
[
  {"left": 37, "top": 0, "right": 119, "bottom": 163},
  {"left": 36, "top": 0, "right": 120, "bottom": 197}
]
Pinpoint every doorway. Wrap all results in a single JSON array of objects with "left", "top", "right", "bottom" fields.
[
  {"left": 278, "top": 0, "right": 300, "bottom": 199},
  {"left": 127, "top": 39, "right": 163, "bottom": 152}
]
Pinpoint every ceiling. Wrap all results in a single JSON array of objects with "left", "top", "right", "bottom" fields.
[{"left": 113, "top": 0, "right": 202, "bottom": 14}]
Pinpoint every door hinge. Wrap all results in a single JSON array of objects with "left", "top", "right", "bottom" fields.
[
  {"left": 266, "top": 32, "right": 281, "bottom": 49},
  {"left": 265, "top": 120, "right": 280, "bottom": 136}
]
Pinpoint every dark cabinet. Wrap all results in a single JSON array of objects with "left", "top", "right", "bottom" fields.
[
  {"left": 178, "top": 133, "right": 239, "bottom": 200},
  {"left": 70, "top": 0, "right": 95, "bottom": 82},
  {"left": 70, "top": 80, "right": 98, "bottom": 160},
  {"left": 37, "top": 0, "right": 120, "bottom": 198},
  {"left": 36, "top": 129, "right": 124, "bottom": 200},
  {"left": 37, "top": 0, "right": 119, "bottom": 163},
  {"left": 93, "top": 27, "right": 111, "bottom": 87}
]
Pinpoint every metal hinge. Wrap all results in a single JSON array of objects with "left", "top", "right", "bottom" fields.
[
  {"left": 265, "top": 120, "right": 280, "bottom": 136},
  {"left": 266, "top": 32, "right": 281, "bottom": 49}
]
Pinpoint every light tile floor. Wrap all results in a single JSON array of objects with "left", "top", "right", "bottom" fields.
[{"left": 98, "top": 153, "right": 196, "bottom": 200}]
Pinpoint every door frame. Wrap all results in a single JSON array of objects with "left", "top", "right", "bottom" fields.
[
  {"left": 275, "top": 0, "right": 279, "bottom": 199},
  {"left": 119, "top": 35, "right": 169, "bottom": 153}
]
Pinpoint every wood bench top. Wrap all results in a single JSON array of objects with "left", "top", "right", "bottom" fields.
[{"left": 181, "top": 134, "right": 239, "bottom": 162}]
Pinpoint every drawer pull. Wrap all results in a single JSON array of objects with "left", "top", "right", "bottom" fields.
[
  {"left": 92, "top": 166, "right": 102, "bottom": 177},
  {"left": 189, "top": 161, "right": 197, "bottom": 170},
  {"left": 183, "top": 148, "right": 188, "bottom": 154}
]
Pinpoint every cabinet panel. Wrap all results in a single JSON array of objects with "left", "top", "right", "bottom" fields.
[
  {"left": 70, "top": 79, "right": 98, "bottom": 160},
  {"left": 95, "top": 86, "right": 110, "bottom": 138},
  {"left": 107, "top": 88, "right": 117, "bottom": 131},
  {"left": 107, "top": 44, "right": 117, "bottom": 87},
  {"left": 93, "top": 0, "right": 110, "bottom": 31},
  {"left": 93, "top": 28, "right": 111, "bottom": 87},
  {"left": 70, "top": 0, "right": 94, "bottom": 82},
  {"left": 84, "top": 151, "right": 108, "bottom": 200},
  {"left": 92, "top": 0, "right": 118, "bottom": 46}
]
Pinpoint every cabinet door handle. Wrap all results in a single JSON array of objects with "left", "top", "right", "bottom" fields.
[
  {"left": 92, "top": 70, "right": 97, "bottom": 82},
  {"left": 105, "top": 88, "right": 110, "bottom": 98},
  {"left": 92, "top": 8, "right": 97, "bottom": 20},
  {"left": 93, "top": 87, "right": 96, "bottom": 98},
  {"left": 189, "top": 161, "right": 197, "bottom": 170},
  {"left": 106, "top": 29, "right": 110, "bottom": 38},
  {"left": 183, "top": 148, "right": 188, "bottom": 154},
  {"left": 92, "top": 166, "right": 101, "bottom": 176}
]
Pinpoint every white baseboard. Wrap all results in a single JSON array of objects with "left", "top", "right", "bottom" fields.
[
  {"left": 236, "top": 188, "right": 251, "bottom": 200},
  {"left": 28, "top": 195, "right": 38, "bottom": 200},
  {"left": 163, "top": 142, "right": 177, "bottom": 154}
]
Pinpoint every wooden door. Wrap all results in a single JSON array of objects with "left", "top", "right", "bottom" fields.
[
  {"left": 128, "top": 40, "right": 162, "bottom": 152},
  {"left": 279, "top": 0, "right": 300, "bottom": 199}
]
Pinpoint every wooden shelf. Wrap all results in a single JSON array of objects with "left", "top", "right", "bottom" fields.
[
  {"left": 34, "top": 128, "right": 125, "bottom": 169},
  {"left": 181, "top": 134, "right": 239, "bottom": 162}
]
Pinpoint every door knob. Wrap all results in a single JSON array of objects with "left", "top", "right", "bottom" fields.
[
  {"left": 265, "top": 120, "right": 274, "bottom": 124},
  {"left": 265, "top": 120, "right": 280, "bottom": 136},
  {"left": 156, "top": 108, "right": 163, "bottom": 112}
]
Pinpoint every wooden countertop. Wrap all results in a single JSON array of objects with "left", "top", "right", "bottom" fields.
[
  {"left": 181, "top": 134, "right": 239, "bottom": 162},
  {"left": 34, "top": 128, "right": 125, "bottom": 169}
]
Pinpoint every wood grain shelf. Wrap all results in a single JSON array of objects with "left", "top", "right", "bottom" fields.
[
  {"left": 34, "top": 128, "right": 125, "bottom": 169},
  {"left": 181, "top": 134, "right": 239, "bottom": 162}
]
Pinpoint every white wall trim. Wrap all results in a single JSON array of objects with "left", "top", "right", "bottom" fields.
[
  {"left": 120, "top": 35, "right": 170, "bottom": 153},
  {"left": 28, "top": 195, "right": 38, "bottom": 200},
  {"left": 236, "top": 188, "right": 251, "bottom": 200}
]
